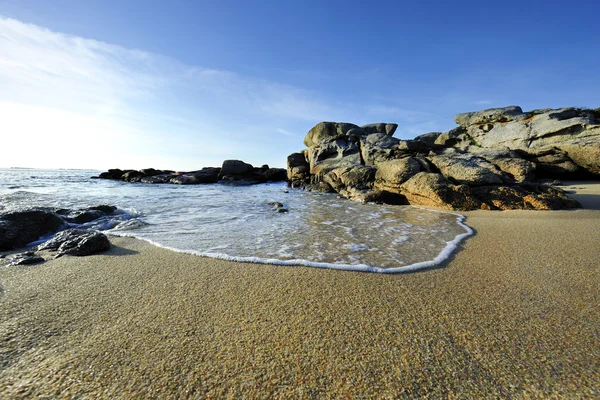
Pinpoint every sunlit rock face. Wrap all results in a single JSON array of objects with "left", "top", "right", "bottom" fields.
[{"left": 287, "top": 106, "right": 599, "bottom": 210}]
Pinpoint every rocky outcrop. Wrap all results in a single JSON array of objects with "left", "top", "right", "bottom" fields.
[
  {"left": 95, "top": 160, "right": 286, "bottom": 186},
  {"left": 287, "top": 106, "right": 596, "bottom": 210}
]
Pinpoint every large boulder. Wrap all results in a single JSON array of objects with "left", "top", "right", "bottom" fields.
[
  {"left": 398, "top": 173, "right": 482, "bottom": 210},
  {"left": 427, "top": 148, "right": 507, "bottom": 185},
  {"left": 306, "top": 139, "right": 362, "bottom": 176},
  {"left": 454, "top": 105, "right": 527, "bottom": 126},
  {"left": 322, "top": 165, "right": 376, "bottom": 197},
  {"left": 467, "top": 147, "right": 536, "bottom": 183},
  {"left": 263, "top": 168, "right": 287, "bottom": 182},
  {"left": 219, "top": 160, "right": 254, "bottom": 178},
  {"left": 360, "top": 133, "right": 403, "bottom": 166},
  {"left": 374, "top": 157, "right": 423, "bottom": 192},
  {"left": 360, "top": 123, "right": 398, "bottom": 136},
  {"left": 170, "top": 168, "right": 221, "bottom": 184},
  {"left": 38, "top": 229, "right": 111, "bottom": 257},
  {"left": 287, "top": 152, "right": 310, "bottom": 184},
  {"left": 471, "top": 184, "right": 581, "bottom": 210},
  {"left": 303, "top": 122, "right": 360, "bottom": 147},
  {"left": 0, "top": 210, "right": 64, "bottom": 251}
]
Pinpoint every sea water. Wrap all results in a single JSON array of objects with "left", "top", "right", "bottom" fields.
[{"left": 0, "top": 168, "right": 472, "bottom": 273}]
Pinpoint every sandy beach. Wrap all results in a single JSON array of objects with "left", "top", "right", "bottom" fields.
[{"left": 1, "top": 183, "right": 599, "bottom": 398}]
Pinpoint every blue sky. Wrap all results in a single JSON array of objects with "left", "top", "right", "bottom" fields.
[{"left": 1, "top": 0, "right": 598, "bottom": 170}]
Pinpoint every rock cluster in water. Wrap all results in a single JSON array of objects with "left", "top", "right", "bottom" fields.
[
  {"left": 94, "top": 160, "right": 287, "bottom": 185},
  {"left": 287, "top": 106, "right": 599, "bottom": 210},
  {"left": 0, "top": 206, "right": 115, "bottom": 264}
]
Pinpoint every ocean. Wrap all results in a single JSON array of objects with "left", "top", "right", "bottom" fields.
[{"left": 0, "top": 168, "right": 472, "bottom": 273}]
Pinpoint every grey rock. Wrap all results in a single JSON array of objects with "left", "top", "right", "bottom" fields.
[
  {"left": 306, "top": 139, "right": 362, "bottom": 176},
  {"left": 427, "top": 148, "right": 507, "bottom": 185},
  {"left": 454, "top": 105, "right": 526, "bottom": 126},
  {"left": 374, "top": 157, "right": 423, "bottom": 192},
  {"left": 38, "top": 229, "right": 110, "bottom": 257},
  {"left": 467, "top": 147, "right": 536, "bottom": 182},
  {"left": 303, "top": 122, "right": 360, "bottom": 147},
  {"left": 360, "top": 123, "right": 398, "bottom": 136},
  {"left": 360, "top": 133, "right": 403, "bottom": 166}
]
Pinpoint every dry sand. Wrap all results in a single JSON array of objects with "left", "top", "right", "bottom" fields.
[{"left": 1, "top": 183, "right": 599, "bottom": 398}]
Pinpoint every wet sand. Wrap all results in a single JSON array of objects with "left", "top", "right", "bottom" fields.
[{"left": 0, "top": 183, "right": 599, "bottom": 398}]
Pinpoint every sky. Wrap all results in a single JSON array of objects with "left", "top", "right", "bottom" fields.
[{"left": 1, "top": 0, "right": 599, "bottom": 170}]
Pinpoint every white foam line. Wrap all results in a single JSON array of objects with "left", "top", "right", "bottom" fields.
[{"left": 107, "top": 207, "right": 473, "bottom": 274}]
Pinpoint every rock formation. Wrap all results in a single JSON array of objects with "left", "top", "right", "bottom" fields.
[
  {"left": 95, "top": 160, "right": 287, "bottom": 186},
  {"left": 287, "top": 107, "right": 598, "bottom": 210}
]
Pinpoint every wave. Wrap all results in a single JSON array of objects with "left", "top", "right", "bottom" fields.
[{"left": 108, "top": 212, "right": 472, "bottom": 274}]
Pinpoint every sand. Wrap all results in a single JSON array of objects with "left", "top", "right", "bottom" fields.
[{"left": 1, "top": 183, "right": 599, "bottom": 398}]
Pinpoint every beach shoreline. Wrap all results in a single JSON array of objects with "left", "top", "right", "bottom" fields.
[{"left": 0, "top": 183, "right": 599, "bottom": 398}]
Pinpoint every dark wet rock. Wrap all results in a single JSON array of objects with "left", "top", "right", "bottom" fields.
[
  {"left": 0, "top": 210, "right": 65, "bottom": 251},
  {"left": 276, "top": 207, "right": 289, "bottom": 213},
  {"left": 219, "top": 160, "right": 254, "bottom": 178},
  {"left": 88, "top": 205, "right": 117, "bottom": 214},
  {"left": 38, "top": 229, "right": 110, "bottom": 257},
  {"left": 140, "top": 174, "right": 172, "bottom": 184},
  {"left": 263, "top": 168, "right": 287, "bottom": 182},
  {"left": 268, "top": 202, "right": 284, "bottom": 208},
  {"left": 287, "top": 152, "right": 310, "bottom": 183},
  {"left": 71, "top": 210, "right": 105, "bottom": 224},
  {"left": 98, "top": 169, "right": 125, "bottom": 180},
  {"left": 121, "top": 170, "right": 144, "bottom": 182},
  {"left": 140, "top": 168, "right": 162, "bottom": 176},
  {"left": 8, "top": 253, "right": 45, "bottom": 266},
  {"left": 66, "top": 205, "right": 118, "bottom": 224}
]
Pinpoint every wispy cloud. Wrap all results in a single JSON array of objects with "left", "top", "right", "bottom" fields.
[
  {"left": 0, "top": 16, "right": 439, "bottom": 169},
  {"left": 276, "top": 128, "right": 296, "bottom": 137}
]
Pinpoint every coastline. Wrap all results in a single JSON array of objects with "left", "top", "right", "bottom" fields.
[{"left": 1, "top": 184, "right": 599, "bottom": 397}]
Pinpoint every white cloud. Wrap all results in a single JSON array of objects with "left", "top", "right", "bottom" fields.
[
  {"left": 276, "top": 128, "right": 296, "bottom": 137},
  {"left": 0, "top": 16, "right": 440, "bottom": 169}
]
